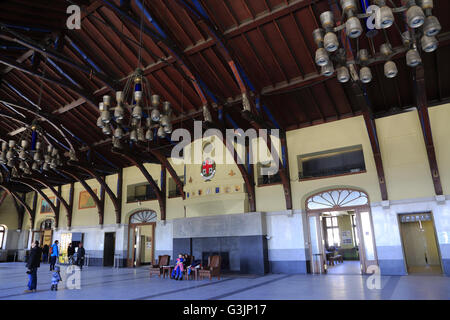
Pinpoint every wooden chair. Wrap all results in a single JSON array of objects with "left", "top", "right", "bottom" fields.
[
  {"left": 198, "top": 255, "right": 221, "bottom": 281},
  {"left": 149, "top": 255, "right": 170, "bottom": 278}
]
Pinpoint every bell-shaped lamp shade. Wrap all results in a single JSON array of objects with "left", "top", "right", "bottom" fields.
[
  {"left": 423, "top": 16, "right": 441, "bottom": 37},
  {"left": 406, "top": 5, "right": 425, "bottom": 28},
  {"left": 132, "top": 105, "right": 142, "bottom": 119},
  {"left": 406, "top": 49, "right": 422, "bottom": 67},
  {"left": 151, "top": 108, "right": 161, "bottom": 122},
  {"left": 360, "top": 67, "right": 372, "bottom": 84},
  {"left": 157, "top": 126, "right": 166, "bottom": 138},
  {"left": 384, "top": 60, "right": 398, "bottom": 78},
  {"left": 421, "top": 35, "right": 438, "bottom": 53},
  {"left": 337, "top": 66, "right": 350, "bottom": 83}
]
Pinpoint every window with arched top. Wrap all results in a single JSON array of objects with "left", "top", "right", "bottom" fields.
[
  {"left": 306, "top": 189, "right": 368, "bottom": 211},
  {"left": 41, "top": 219, "right": 53, "bottom": 230},
  {"left": 129, "top": 211, "right": 157, "bottom": 224},
  {"left": 0, "top": 225, "right": 6, "bottom": 249}
]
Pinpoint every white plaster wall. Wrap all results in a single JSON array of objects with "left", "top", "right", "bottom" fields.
[
  {"left": 265, "top": 210, "right": 306, "bottom": 261},
  {"left": 53, "top": 224, "right": 128, "bottom": 259},
  {"left": 154, "top": 220, "right": 173, "bottom": 254}
]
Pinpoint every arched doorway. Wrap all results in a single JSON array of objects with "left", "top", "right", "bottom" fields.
[
  {"left": 127, "top": 210, "right": 156, "bottom": 267},
  {"left": 32, "top": 219, "right": 54, "bottom": 247},
  {"left": 305, "top": 188, "right": 378, "bottom": 275}
]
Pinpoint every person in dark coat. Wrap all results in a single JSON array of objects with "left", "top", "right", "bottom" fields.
[
  {"left": 67, "top": 243, "right": 75, "bottom": 265},
  {"left": 25, "top": 240, "right": 42, "bottom": 293},
  {"left": 42, "top": 244, "right": 49, "bottom": 264},
  {"left": 76, "top": 243, "right": 85, "bottom": 270}
]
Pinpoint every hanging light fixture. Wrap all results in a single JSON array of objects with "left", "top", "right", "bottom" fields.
[
  {"left": 312, "top": 0, "right": 440, "bottom": 85},
  {"left": 99, "top": 0, "right": 175, "bottom": 151}
]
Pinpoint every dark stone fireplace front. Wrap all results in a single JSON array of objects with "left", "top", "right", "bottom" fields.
[{"left": 173, "top": 235, "right": 268, "bottom": 275}]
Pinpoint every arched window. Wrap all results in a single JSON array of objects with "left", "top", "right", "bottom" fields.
[
  {"left": 129, "top": 211, "right": 157, "bottom": 224},
  {"left": 41, "top": 219, "right": 53, "bottom": 230},
  {"left": 306, "top": 189, "right": 368, "bottom": 211},
  {"left": 0, "top": 225, "right": 6, "bottom": 249}
]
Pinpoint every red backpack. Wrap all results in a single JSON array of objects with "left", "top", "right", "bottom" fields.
[{"left": 49, "top": 246, "right": 53, "bottom": 255}]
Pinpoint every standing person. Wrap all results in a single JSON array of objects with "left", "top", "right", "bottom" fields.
[
  {"left": 76, "top": 243, "right": 85, "bottom": 270},
  {"left": 49, "top": 240, "right": 59, "bottom": 271},
  {"left": 42, "top": 244, "right": 49, "bottom": 264},
  {"left": 24, "top": 240, "right": 42, "bottom": 293},
  {"left": 67, "top": 243, "right": 75, "bottom": 265}
]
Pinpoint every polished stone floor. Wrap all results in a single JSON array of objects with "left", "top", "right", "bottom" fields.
[
  {"left": 326, "top": 260, "right": 361, "bottom": 275},
  {"left": 0, "top": 262, "right": 449, "bottom": 300}
]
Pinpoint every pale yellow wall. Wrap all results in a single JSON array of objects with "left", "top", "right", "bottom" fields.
[
  {"left": 0, "top": 195, "right": 19, "bottom": 230},
  {"left": 376, "top": 110, "right": 435, "bottom": 200},
  {"left": 288, "top": 115, "right": 381, "bottom": 209},
  {"left": 338, "top": 215, "right": 354, "bottom": 249},
  {"left": 429, "top": 103, "right": 450, "bottom": 195}
]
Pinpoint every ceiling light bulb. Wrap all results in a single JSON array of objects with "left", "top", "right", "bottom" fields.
[
  {"left": 423, "top": 16, "right": 441, "bottom": 37},
  {"left": 96, "top": 116, "right": 104, "bottom": 128},
  {"left": 114, "top": 127, "right": 123, "bottom": 139},
  {"left": 379, "top": 6, "right": 394, "bottom": 29},
  {"left": 145, "top": 129, "right": 153, "bottom": 141},
  {"left": 114, "top": 105, "right": 124, "bottom": 120},
  {"left": 324, "top": 32, "right": 339, "bottom": 52},
  {"left": 134, "top": 90, "right": 142, "bottom": 103},
  {"left": 101, "top": 110, "right": 111, "bottom": 124},
  {"left": 157, "top": 126, "right": 166, "bottom": 138},
  {"left": 137, "top": 127, "right": 145, "bottom": 142},
  {"left": 160, "top": 115, "right": 170, "bottom": 128},
  {"left": 402, "top": 31, "right": 412, "bottom": 46},
  {"left": 151, "top": 94, "right": 160, "bottom": 108},
  {"left": 380, "top": 43, "right": 393, "bottom": 57},
  {"left": 102, "top": 126, "right": 112, "bottom": 135},
  {"left": 384, "top": 60, "right": 398, "bottom": 78},
  {"left": 163, "top": 123, "right": 172, "bottom": 134},
  {"left": 312, "top": 28, "right": 325, "bottom": 47},
  {"left": 406, "top": 49, "right": 422, "bottom": 67},
  {"left": 315, "top": 48, "right": 329, "bottom": 67},
  {"left": 103, "top": 95, "right": 111, "bottom": 106},
  {"left": 320, "top": 11, "right": 334, "bottom": 28},
  {"left": 116, "top": 91, "right": 123, "bottom": 104},
  {"left": 358, "top": 49, "right": 370, "bottom": 63},
  {"left": 420, "top": 0, "right": 434, "bottom": 9},
  {"left": 346, "top": 16, "right": 363, "bottom": 38},
  {"left": 162, "top": 101, "right": 172, "bottom": 115},
  {"left": 421, "top": 35, "right": 438, "bottom": 52},
  {"left": 406, "top": 5, "right": 425, "bottom": 28},
  {"left": 18, "top": 150, "right": 27, "bottom": 161},
  {"left": 360, "top": 67, "right": 372, "bottom": 83},
  {"left": 340, "top": 0, "right": 357, "bottom": 12},
  {"left": 151, "top": 108, "right": 161, "bottom": 122},
  {"left": 321, "top": 62, "right": 334, "bottom": 77},
  {"left": 132, "top": 105, "right": 142, "bottom": 119},
  {"left": 337, "top": 66, "right": 350, "bottom": 83},
  {"left": 130, "top": 129, "right": 137, "bottom": 141}
]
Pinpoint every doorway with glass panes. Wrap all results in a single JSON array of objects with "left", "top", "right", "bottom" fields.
[{"left": 305, "top": 189, "right": 378, "bottom": 275}]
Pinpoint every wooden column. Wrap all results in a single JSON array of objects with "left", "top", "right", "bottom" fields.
[{"left": 415, "top": 66, "right": 443, "bottom": 195}]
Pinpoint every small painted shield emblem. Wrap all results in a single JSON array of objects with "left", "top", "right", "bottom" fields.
[{"left": 201, "top": 157, "right": 216, "bottom": 181}]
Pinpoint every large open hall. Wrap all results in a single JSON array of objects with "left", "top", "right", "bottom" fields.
[{"left": 0, "top": 0, "right": 449, "bottom": 312}]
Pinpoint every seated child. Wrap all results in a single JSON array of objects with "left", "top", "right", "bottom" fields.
[
  {"left": 171, "top": 254, "right": 185, "bottom": 280},
  {"left": 51, "top": 266, "right": 62, "bottom": 291}
]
